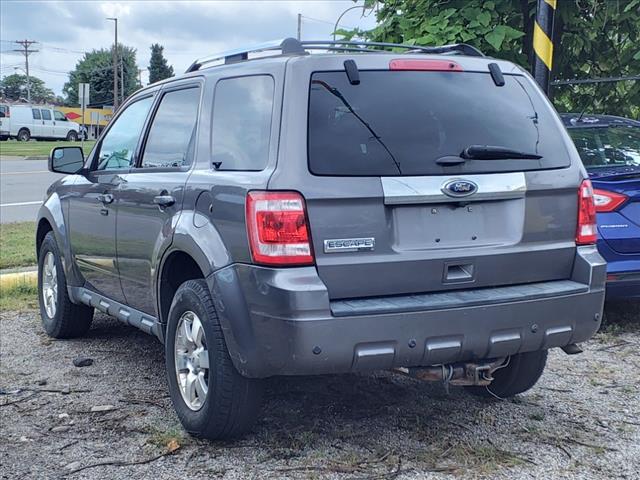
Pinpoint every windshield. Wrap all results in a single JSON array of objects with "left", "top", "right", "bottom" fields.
[
  {"left": 308, "top": 71, "right": 570, "bottom": 176},
  {"left": 566, "top": 126, "right": 640, "bottom": 169}
]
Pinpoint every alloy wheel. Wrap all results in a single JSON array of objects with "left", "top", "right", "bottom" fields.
[
  {"left": 41, "top": 252, "right": 58, "bottom": 318},
  {"left": 174, "top": 311, "right": 210, "bottom": 410}
]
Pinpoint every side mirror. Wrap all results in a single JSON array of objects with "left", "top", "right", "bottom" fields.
[{"left": 49, "top": 147, "right": 85, "bottom": 174}]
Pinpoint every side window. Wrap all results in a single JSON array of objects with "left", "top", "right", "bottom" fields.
[
  {"left": 41, "top": 109, "right": 52, "bottom": 120},
  {"left": 54, "top": 111, "right": 67, "bottom": 121},
  {"left": 95, "top": 97, "right": 154, "bottom": 171},
  {"left": 140, "top": 87, "right": 200, "bottom": 169},
  {"left": 212, "top": 75, "right": 274, "bottom": 171},
  {"left": 32, "top": 109, "right": 41, "bottom": 120},
  {"left": 0, "top": 106, "right": 7, "bottom": 118}
]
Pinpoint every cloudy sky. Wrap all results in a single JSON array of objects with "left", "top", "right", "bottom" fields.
[{"left": 0, "top": 0, "right": 377, "bottom": 96}]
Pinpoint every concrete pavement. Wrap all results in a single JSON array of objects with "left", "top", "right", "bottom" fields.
[{"left": 1, "top": 158, "right": 64, "bottom": 223}]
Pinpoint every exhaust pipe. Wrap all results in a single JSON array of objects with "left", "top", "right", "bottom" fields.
[{"left": 394, "top": 358, "right": 508, "bottom": 387}]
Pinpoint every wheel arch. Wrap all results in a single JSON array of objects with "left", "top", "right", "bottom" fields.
[
  {"left": 156, "top": 249, "right": 207, "bottom": 329},
  {"left": 36, "top": 197, "right": 82, "bottom": 286}
]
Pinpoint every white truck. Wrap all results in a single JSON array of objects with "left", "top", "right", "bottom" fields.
[{"left": 0, "top": 104, "right": 81, "bottom": 141}]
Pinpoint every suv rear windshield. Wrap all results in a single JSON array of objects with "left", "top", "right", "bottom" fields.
[
  {"left": 566, "top": 126, "right": 640, "bottom": 169},
  {"left": 308, "top": 71, "right": 570, "bottom": 176}
]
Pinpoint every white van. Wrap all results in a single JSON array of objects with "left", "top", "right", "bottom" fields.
[{"left": 0, "top": 104, "right": 81, "bottom": 141}]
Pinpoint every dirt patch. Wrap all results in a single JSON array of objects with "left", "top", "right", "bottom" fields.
[{"left": 1, "top": 309, "right": 639, "bottom": 479}]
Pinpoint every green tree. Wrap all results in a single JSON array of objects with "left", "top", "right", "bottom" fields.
[
  {"left": 0, "top": 74, "right": 55, "bottom": 103},
  {"left": 342, "top": 0, "right": 640, "bottom": 118},
  {"left": 148, "top": 44, "right": 174, "bottom": 84},
  {"left": 63, "top": 44, "right": 140, "bottom": 107}
]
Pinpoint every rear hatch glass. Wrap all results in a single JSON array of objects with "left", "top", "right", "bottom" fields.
[{"left": 308, "top": 70, "right": 570, "bottom": 176}]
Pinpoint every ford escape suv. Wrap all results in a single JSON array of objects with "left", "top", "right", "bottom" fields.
[{"left": 37, "top": 39, "right": 606, "bottom": 440}]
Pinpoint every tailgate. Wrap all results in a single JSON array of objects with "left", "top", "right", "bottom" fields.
[
  {"left": 290, "top": 60, "right": 582, "bottom": 300},
  {"left": 305, "top": 171, "right": 578, "bottom": 299}
]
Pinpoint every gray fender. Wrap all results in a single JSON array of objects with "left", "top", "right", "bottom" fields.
[
  {"left": 36, "top": 194, "right": 84, "bottom": 287},
  {"left": 154, "top": 210, "right": 232, "bottom": 321}
]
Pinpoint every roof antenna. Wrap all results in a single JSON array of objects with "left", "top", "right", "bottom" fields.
[
  {"left": 488, "top": 63, "right": 505, "bottom": 86},
  {"left": 344, "top": 59, "right": 360, "bottom": 85}
]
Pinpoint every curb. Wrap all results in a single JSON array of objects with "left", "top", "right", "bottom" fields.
[{"left": 0, "top": 270, "right": 37, "bottom": 290}]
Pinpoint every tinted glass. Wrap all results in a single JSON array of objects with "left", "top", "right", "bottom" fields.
[
  {"left": 32, "top": 108, "right": 41, "bottom": 120},
  {"left": 96, "top": 97, "right": 153, "bottom": 171},
  {"left": 212, "top": 75, "right": 274, "bottom": 171},
  {"left": 567, "top": 126, "right": 640, "bottom": 168},
  {"left": 54, "top": 110, "right": 67, "bottom": 121},
  {"left": 141, "top": 87, "right": 200, "bottom": 168},
  {"left": 41, "top": 109, "right": 52, "bottom": 120},
  {"left": 0, "top": 105, "right": 7, "bottom": 117},
  {"left": 308, "top": 71, "right": 570, "bottom": 176}
]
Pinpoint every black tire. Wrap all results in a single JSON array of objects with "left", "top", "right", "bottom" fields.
[
  {"left": 17, "top": 128, "right": 30, "bottom": 142},
  {"left": 38, "top": 231, "right": 93, "bottom": 338},
  {"left": 66, "top": 130, "right": 78, "bottom": 141},
  {"left": 466, "top": 350, "right": 548, "bottom": 398},
  {"left": 165, "top": 279, "right": 263, "bottom": 440}
]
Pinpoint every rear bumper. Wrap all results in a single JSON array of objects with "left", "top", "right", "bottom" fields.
[
  {"left": 208, "top": 246, "right": 606, "bottom": 378},
  {"left": 596, "top": 240, "right": 640, "bottom": 299},
  {"left": 605, "top": 272, "right": 640, "bottom": 299}
]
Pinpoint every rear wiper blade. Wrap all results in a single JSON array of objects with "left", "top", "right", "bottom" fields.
[{"left": 461, "top": 145, "right": 543, "bottom": 160}]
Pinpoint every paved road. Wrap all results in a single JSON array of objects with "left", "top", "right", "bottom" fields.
[{"left": 1, "top": 158, "right": 64, "bottom": 223}]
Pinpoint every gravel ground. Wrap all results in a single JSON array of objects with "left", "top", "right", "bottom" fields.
[{"left": 1, "top": 307, "right": 639, "bottom": 480}]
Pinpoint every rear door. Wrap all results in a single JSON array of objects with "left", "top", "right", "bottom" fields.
[
  {"left": 275, "top": 58, "right": 581, "bottom": 300},
  {"left": 116, "top": 82, "right": 201, "bottom": 315},
  {"left": 40, "top": 108, "right": 55, "bottom": 137}
]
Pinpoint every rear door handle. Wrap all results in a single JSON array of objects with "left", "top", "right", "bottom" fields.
[
  {"left": 153, "top": 195, "right": 175, "bottom": 208},
  {"left": 97, "top": 193, "right": 114, "bottom": 204}
]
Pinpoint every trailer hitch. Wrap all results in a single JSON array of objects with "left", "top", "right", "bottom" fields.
[{"left": 394, "top": 358, "right": 508, "bottom": 389}]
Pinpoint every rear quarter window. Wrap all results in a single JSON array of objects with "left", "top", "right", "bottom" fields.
[
  {"left": 212, "top": 75, "right": 274, "bottom": 171},
  {"left": 308, "top": 70, "right": 570, "bottom": 176}
]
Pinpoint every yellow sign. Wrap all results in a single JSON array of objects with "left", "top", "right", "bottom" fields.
[{"left": 57, "top": 107, "right": 113, "bottom": 126}]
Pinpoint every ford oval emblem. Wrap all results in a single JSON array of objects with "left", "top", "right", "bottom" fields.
[{"left": 442, "top": 179, "right": 478, "bottom": 197}]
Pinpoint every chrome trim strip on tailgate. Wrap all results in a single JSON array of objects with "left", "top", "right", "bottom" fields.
[
  {"left": 331, "top": 280, "right": 587, "bottom": 317},
  {"left": 381, "top": 172, "right": 527, "bottom": 205}
]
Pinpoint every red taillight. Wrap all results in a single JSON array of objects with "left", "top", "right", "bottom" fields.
[
  {"left": 576, "top": 180, "right": 597, "bottom": 245},
  {"left": 246, "top": 191, "right": 314, "bottom": 266},
  {"left": 593, "top": 188, "right": 628, "bottom": 213},
  {"left": 389, "top": 59, "right": 463, "bottom": 72}
]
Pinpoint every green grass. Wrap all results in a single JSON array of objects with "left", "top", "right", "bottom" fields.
[
  {"left": 0, "top": 222, "right": 36, "bottom": 269},
  {"left": 0, "top": 282, "right": 38, "bottom": 311},
  {"left": 0, "top": 140, "right": 95, "bottom": 157}
]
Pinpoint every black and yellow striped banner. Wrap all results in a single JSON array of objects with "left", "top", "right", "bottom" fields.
[{"left": 533, "top": 0, "right": 557, "bottom": 94}]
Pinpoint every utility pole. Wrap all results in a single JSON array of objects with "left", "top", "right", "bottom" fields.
[
  {"left": 106, "top": 17, "right": 119, "bottom": 109},
  {"left": 532, "top": 0, "right": 557, "bottom": 95},
  {"left": 13, "top": 40, "right": 38, "bottom": 103},
  {"left": 120, "top": 59, "right": 124, "bottom": 104},
  {"left": 297, "top": 13, "right": 302, "bottom": 40}
]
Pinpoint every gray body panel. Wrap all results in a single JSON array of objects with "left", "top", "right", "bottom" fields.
[
  {"left": 208, "top": 246, "right": 604, "bottom": 377},
  {"left": 36, "top": 51, "right": 606, "bottom": 379}
]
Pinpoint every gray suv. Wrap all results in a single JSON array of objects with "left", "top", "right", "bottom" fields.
[{"left": 37, "top": 39, "right": 606, "bottom": 439}]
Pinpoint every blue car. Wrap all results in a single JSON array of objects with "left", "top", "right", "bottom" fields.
[{"left": 562, "top": 114, "right": 640, "bottom": 299}]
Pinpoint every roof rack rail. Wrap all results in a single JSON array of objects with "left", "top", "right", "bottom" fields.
[{"left": 185, "top": 38, "right": 484, "bottom": 73}]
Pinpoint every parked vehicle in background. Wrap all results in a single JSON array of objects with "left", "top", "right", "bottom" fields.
[
  {"left": 0, "top": 104, "right": 9, "bottom": 140},
  {"left": 1, "top": 104, "right": 81, "bottom": 141},
  {"left": 562, "top": 114, "right": 640, "bottom": 300},
  {"left": 37, "top": 39, "right": 606, "bottom": 440}
]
